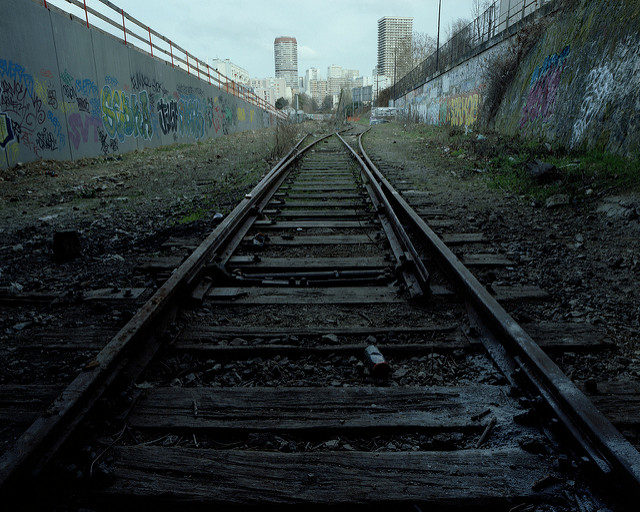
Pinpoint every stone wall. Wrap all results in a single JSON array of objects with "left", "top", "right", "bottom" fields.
[
  {"left": 392, "top": 0, "right": 640, "bottom": 157},
  {"left": 0, "top": 0, "right": 274, "bottom": 168}
]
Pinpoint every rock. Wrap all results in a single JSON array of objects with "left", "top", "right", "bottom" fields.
[
  {"left": 12, "top": 243, "right": 23, "bottom": 251},
  {"left": 322, "top": 334, "right": 339, "bottom": 344},
  {"left": 526, "top": 160, "right": 557, "bottom": 183},
  {"left": 213, "top": 212, "right": 224, "bottom": 222},
  {"left": 230, "top": 337, "right": 247, "bottom": 346},
  {"left": 53, "top": 231, "right": 81, "bottom": 262},
  {"left": 545, "top": 194, "right": 570, "bottom": 209},
  {"left": 323, "top": 439, "right": 340, "bottom": 449}
]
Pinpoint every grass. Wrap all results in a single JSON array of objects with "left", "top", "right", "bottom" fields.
[{"left": 398, "top": 123, "right": 640, "bottom": 201}]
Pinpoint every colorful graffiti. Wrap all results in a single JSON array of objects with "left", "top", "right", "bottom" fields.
[
  {"left": 0, "top": 111, "right": 15, "bottom": 148},
  {"left": 68, "top": 113, "right": 102, "bottom": 150},
  {"left": 100, "top": 85, "right": 153, "bottom": 141},
  {"left": 520, "top": 46, "right": 570, "bottom": 127},
  {"left": 446, "top": 92, "right": 480, "bottom": 127}
]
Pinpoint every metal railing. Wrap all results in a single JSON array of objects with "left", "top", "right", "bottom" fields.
[
  {"left": 392, "top": 0, "right": 553, "bottom": 100},
  {"left": 39, "top": 0, "right": 285, "bottom": 118}
]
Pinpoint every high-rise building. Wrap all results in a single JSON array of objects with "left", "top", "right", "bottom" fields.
[
  {"left": 304, "top": 68, "right": 319, "bottom": 94},
  {"left": 209, "top": 58, "right": 250, "bottom": 84},
  {"left": 274, "top": 36, "right": 299, "bottom": 89},
  {"left": 377, "top": 17, "right": 413, "bottom": 80},
  {"left": 309, "top": 79, "right": 327, "bottom": 104}
]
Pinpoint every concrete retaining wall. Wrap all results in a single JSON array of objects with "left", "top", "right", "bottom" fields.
[
  {"left": 0, "top": 0, "right": 274, "bottom": 168},
  {"left": 392, "top": 1, "right": 640, "bottom": 158}
]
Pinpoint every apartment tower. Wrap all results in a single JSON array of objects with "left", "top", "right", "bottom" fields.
[
  {"left": 274, "top": 36, "right": 299, "bottom": 89},
  {"left": 377, "top": 17, "right": 413, "bottom": 79}
]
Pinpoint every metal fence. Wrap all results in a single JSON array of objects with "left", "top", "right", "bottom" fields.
[
  {"left": 392, "top": 0, "right": 553, "bottom": 100},
  {"left": 40, "top": 0, "right": 285, "bottom": 118}
]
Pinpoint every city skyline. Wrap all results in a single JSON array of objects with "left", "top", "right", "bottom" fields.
[{"left": 48, "top": 0, "right": 480, "bottom": 82}]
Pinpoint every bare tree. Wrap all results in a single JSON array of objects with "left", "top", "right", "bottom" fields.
[{"left": 393, "top": 31, "right": 436, "bottom": 82}]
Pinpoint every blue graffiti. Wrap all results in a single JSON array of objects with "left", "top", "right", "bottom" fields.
[
  {"left": 529, "top": 46, "right": 571, "bottom": 87},
  {"left": 47, "top": 110, "right": 65, "bottom": 146},
  {"left": 0, "top": 59, "right": 34, "bottom": 96},
  {"left": 105, "top": 75, "right": 118, "bottom": 87}
]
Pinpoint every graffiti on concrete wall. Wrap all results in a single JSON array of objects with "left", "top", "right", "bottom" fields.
[
  {"left": 520, "top": 46, "right": 570, "bottom": 127},
  {"left": 100, "top": 85, "right": 153, "bottom": 141},
  {"left": 446, "top": 92, "right": 481, "bottom": 127}
]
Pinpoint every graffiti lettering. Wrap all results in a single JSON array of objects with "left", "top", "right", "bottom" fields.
[
  {"left": 0, "top": 79, "right": 46, "bottom": 128},
  {"left": 47, "top": 110, "right": 65, "bottom": 147},
  {"left": 40, "top": 68, "right": 53, "bottom": 79},
  {"left": 36, "top": 127, "right": 58, "bottom": 151},
  {"left": 521, "top": 46, "right": 570, "bottom": 127},
  {"left": 62, "top": 83, "right": 76, "bottom": 100},
  {"left": 0, "top": 59, "right": 34, "bottom": 96},
  {"left": 130, "top": 72, "right": 168, "bottom": 95},
  {"left": 447, "top": 93, "right": 480, "bottom": 127},
  {"left": 100, "top": 85, "right": 153, "bottom": 141},
  {"left": 0, "top": 112, "right": 15, "bottom": 148},
  {"left": 157, "top": 98, "right": 178, "bottom": 135},
  {"left": 98, "top": 127, "right": 119, "bottom": 155},
  {"left": 105, "top": 75, "right": 118, "bottom": 87},
  {"left": 77, "top": 97, "right": 90, "bottom": 113},
  {"left": 68, "top": 113, "right": 102, "bottom": 150},
  {"left": 47, "top": 89, "right": 58, "bottom": 109}
]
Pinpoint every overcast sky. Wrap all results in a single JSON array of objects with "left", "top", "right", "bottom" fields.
[{"left": 52, "top": 0, "right": 480, "bottom": 79}]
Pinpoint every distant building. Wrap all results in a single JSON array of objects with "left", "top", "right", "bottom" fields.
[
  {"left": 352, "top": 85, "right": 373, "bottom": 104},
  {"left": 377, "top": 16, "right": 413, "bottom": 80},
  {"left": 304, "top": 67, "right": 319, "bottom": 95},
  {"left": 274, "top": 36, "right": 299, "bottom": 89},
  {"left": 250, "top": 77, "right": 291, "bottom": 106},
  {"left": 209, "top": 58, "right": 250, "bottom": 84},
  {"left": 309, "top": 79, "right": 327, "bottom": 104},
  {"left": 326, "top": 65, "right": 360, "bottom": 97}
]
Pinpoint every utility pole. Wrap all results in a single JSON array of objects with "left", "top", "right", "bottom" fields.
[
  {"left": 393, "top": 48, "right": 397, "bottom": 106},
  {"left": 436, "top": 0, "right": 442, "bottom": 71}
]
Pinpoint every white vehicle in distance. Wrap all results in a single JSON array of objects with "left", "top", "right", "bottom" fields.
[{"left": 370, "top": 107, "right": 400, "bottom": 125}]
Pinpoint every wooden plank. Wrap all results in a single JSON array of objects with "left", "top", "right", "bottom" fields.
[
  {"left": 173, "top": 341, "right": 473, "bottom": 356},
  {"left": 11, "top": 325, "right": 116, "bottom": 350},
  {"left": 206, "top": 286, "right": 404, "bottom": 305},
  {"left": 441, "top": 233, "right": 486, "bottom": 245},
  {"left": 277, "top": 193, "right": 362, "bottom": 199},
  {"left": 266, "top": 210, "right": 366, "bottom": 218},
  {"left": 522, "top": 322, "right": 610, "bottom": 351},
  {"left": 463, "top": 254, "right": 514, "bottom": 267},
  {"left": 253, "top": 220, "right": 376, "bottom": 229},
  {"left": 270, "top": 201, "right": 363, "bottom": 208},
  {"left": 492, "top": 285, "right": 549, "bottom": 302},
  {"left": 228, "top": 256, "right": 389, "bottom": 271},
  {"left": 242, "top": 234, "right": 377, "bottom": 246},
  {"left": 179, "top": 324, "right": 458, "bottom": 338},
  {"left": 0, "top": 385, "right": 63, "bottom": 426},
  {"left": 591, "top": 395, "right": 640, "bottom": 427},
  {"left": 129, "top": 385, "right": 510, "bottom": 431},
  {"left": 424, "top": 219, "right": 455, "bottom": 228},
  {"left": 136, "top": 256, "right": 183, "bottom": 272},
  {"left": 103, "top": 447, "right": 550, "bottom": 505},
  {"left": 206, "top": 285, "right": 453, "bottom": 305},
  {"left": 284, "top": 185, "right": 358, "bottom": 192}
]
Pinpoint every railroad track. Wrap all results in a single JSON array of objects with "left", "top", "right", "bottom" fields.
[{"left": 1, "top": 126, "right": 640, "bottom": 509}]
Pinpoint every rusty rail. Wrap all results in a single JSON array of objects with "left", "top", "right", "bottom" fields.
[{"left": 356, "top": 128, "right": 640, "bottom": 493}]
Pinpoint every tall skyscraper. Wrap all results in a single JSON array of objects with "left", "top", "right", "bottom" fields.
[
  {"left": 377, "top": 17, "right": 413, "bottom": 79},
  {"left": 274, "top": 36, "right": 299, "bottom": 89}
]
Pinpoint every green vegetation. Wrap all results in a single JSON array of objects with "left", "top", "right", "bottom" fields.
[{"left": 395, "top": 123, "right": 640, "bottom": 201}]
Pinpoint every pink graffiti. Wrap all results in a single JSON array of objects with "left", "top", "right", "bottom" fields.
[
  {"left": 520, "top": 46, "right": 570, "bottom": 127},
  {"left": 68, "top": 113, "right": 102, "bottom": 150}
]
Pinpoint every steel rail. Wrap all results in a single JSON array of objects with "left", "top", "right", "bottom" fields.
[
  {"left": 355, "top": 129, "right": 640, "bottom": 493},
  {"left": 335, "top": 132, "right": 430, "bottom": 298},
  {"left": 0, "top": 132, "right": 334, "bottom": 491}
]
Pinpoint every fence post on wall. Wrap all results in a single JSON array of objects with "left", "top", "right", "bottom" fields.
[
  {"left": 506, "top": 0, "right": 512, "bottom": 31},
  {"left": 43, "top": 0, "right": 47, "bottom": 8},
  {"left": 196, "top": 59, "right": 200, "bottom": 79},
  {"left": 206, "top": 64, "right": 211, "bottom": 84},
  {"left": 82, "top": 0, "right": 89, "bottom": 28},
  {"left": 186, "top": 53, "right": 190, "bottom": 75},
  {"left": 521, "top": 0, "right": 526, "bottom": 20},
  {"left": 170, "top": 42, "right": 173, "bottom": 67},
  {"left": 148, "top": 28, "right": 153, "bottom": 56},
  {"left": 121, "top": 9, "right": 127, "bottom": 44}
]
